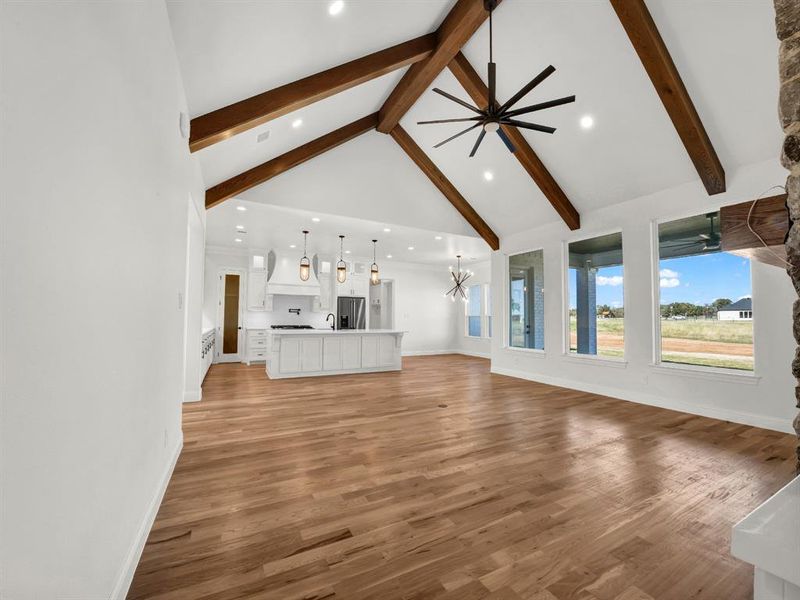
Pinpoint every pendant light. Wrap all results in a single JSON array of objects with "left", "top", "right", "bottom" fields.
[
  {"left": 444, "top": 255, "right": 471, "bottom": 302},
  {"left": 299, "top": 230, "right": 311, "bottom": 281},
  {"left": 336, "top": 235, "right": 347, "bottom": 284},
  {"left": 370, "top": 239, "right": 380, "bottom": 285}
]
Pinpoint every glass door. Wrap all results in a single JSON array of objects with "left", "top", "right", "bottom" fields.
[
  {"left": 218, "top": 270, "right": 244, "bottom": 362},
  {"left": 509, "top": 272, "right": 529, "bottom": 348}
]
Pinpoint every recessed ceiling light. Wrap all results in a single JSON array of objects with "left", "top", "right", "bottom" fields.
[
  {"left": 328, "top": 0, "right": 344, "bottom": 16},
  {"left": 312, "top": 217, "right": 320, "bottom": 222},
  {"left": 291, "top": 118, "right": 303, "bottom": 129},
  {"left": 345, "top": 250, "right": 351, "bottom": 254},
  {"left": 435, "top": 235, "right": 442, "bottom": 240},
  {"left": 580, "top": 115, "right": 594, "bottom": 130},
  {"left": 289, "top": 244, "right": 296, "bottom": 249},
  {"left": 386, "top": 254, "right": 392, "bottom": 259},
  {"left": 236, "top": 206, "right": 247, "bottom": 212},
  {"left": 235, "top": 225, "right": 245, "bottom": 230},
  {"left": 383, "top": 228, "right": 391, "bottom": 233},
  {"left": 408, "top": 246, "right": 415, "bottom": 250},
  {"left": 235, "top": 238, "right": 243, "bottom": 243},
  {"left": 483, "top": 170, "right": 494, "bottom": 181}
]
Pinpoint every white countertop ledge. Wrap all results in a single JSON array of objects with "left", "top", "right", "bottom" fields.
[
  {"left": 269, "top": 329, "right": 406, "bottom": 335},
  {"left": 731, "top": 474, "right": 800, "bottom": 588}
]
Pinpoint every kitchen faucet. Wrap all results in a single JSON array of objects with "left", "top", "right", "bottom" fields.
[{"left": 326, "top": 313, "right": 335, "bottom": 330}]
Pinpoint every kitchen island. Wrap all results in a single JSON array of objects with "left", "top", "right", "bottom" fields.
[{"left": 266, "top": 329, "right": 404, "bottom": 379}]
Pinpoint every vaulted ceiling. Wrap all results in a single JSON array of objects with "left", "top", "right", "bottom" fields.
[{"left": 167, "top": 0, "right": 782, "bottom": 256}]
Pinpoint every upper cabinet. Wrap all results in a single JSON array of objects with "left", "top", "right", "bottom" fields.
[{"left": 247, "top": 254, "right": 270, "bottom": 311}]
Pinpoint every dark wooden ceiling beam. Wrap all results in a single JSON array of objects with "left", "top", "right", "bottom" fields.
[
  {"left": 390, "top": 125, "right": 499, "bottom": 250},
  {"left": 609, "top": 0, "right": 725, "bottom": 195},
  {"left": 205, "top": 113, "right": 378, "bottom": 209},
  {"left": 376, "top": 0, "right": 497, "bottom": 134},
  {"left": 448, "top": 52, "right": 581, "bottom": 230},
  {"left": 190, "top": 34, "right": 436, "bottom": 152}
]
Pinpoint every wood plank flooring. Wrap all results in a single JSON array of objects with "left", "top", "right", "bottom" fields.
[{"left": 128, "top": 355, "right": 796, "bottom": 600}]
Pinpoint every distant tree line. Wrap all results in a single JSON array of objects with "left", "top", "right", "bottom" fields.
[{"left": 569, "top": 298, "right": 733, "bottom": 319}]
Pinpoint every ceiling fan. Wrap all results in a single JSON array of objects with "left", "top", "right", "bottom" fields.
[{"left": 417, "top": 0, "right": 575, "bottom": 157}]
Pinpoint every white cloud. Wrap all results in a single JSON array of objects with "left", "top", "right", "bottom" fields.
[
  {"left": 611, "top": 301, "right": 623, "bottom": 308},
  {"left": 659, "top": 268, "right": 679, "bottom": 278},
  {"left": 596, "top": 275, "right": 623, "bottom": 286},
  {"left": 660, "top": 277, "right": 681, "bottom": 288}
]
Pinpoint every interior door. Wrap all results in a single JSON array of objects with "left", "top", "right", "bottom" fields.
[
  {"left": 509, "top": 273, "right": 530, "bottom": 348},
  {"left": 218, "top": 270, "right": 244, "bottom": 363}
]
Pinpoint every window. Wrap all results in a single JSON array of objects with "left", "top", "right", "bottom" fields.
[
  {"left": 657, "top": 211, "right": 753, "bottom": 371},
  {"left": 466, "top": 284, "right": 482, "bottom": 337},
  {"left": 567, "top": 233, "right": 624, "bottom": 358},
  {"left": 485, "top": 283, "right": 492, "bottom": 338},
  {"left": 508, "top": 250, "right": 544, "bottom": 349}
]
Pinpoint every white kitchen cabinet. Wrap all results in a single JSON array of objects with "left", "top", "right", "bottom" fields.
[
  {"left": 245, "top": 329, "right": 269, "bottom": 365},
  {"left": 361, "top": 336, "right": 378, "bottom": 368},
  {"left": 322, "top": 337, "right": 342, "bottom": 371},
  {"left": 300, "top": 337, "right": 323, "bottom": 372},
  {"left": 341, "top": 336, "right": 361, "bottom": 369},
  {"left": 378, "top": 334, "right": 396, "bottom": 366},
  {"left": 247, "top": 270, "right": 267, "bottom": 311},
  {"left": 279, "top": 337, "right": 302, "bottom": 373}
]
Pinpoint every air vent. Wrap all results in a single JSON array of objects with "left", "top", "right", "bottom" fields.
[{"left": 256, "top": 130, "right": 270, "bottom": 143}]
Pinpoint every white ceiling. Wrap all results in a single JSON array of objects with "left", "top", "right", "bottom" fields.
[
  {"left": 168, "top": 0, "right": 783, "bottom": 259},
  {"left": 206, "top": 198, "right": 490, "bottom": 266}
]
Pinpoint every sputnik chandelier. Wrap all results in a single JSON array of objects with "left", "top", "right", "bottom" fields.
[{"left": 444, "top": 255, "right": 471, "bottom": 302}]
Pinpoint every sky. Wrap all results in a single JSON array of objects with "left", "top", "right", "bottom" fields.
[{"left": 568, "top": 252, "right": 752, "bottom": 309}]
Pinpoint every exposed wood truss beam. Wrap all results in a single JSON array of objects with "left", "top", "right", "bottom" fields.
[
  {"left": 376, "top": 0, "right": 498, "bottom": 134},
  {"left": 205, "top": 114, "right": 378, "bottom": 209},
  {"left": 390, "top": 125, "right": 499, "bottom": 250},
  {"left": 609, "top": 0, "right": 725, "bottom": 195},
  {"left": 189, "top": 34, "right": 436, "bottom": 152},
  {"left": 448, "top": 52, "right": 581, "bottom": 230}
]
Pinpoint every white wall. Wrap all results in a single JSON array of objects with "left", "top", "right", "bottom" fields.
[
  {"left": 203, "top": 249, "right": 459, "bottom": 354},
  {"left": 1, "top": 2, "right": 204, "bottom": 598},
  {"left": 183, "top": 198, "right": 206, "bottom": 402},
  {"left": 490, "top": 159, "right": 796, "bottom": 433},
  {"left": 455, "top": 260, "right": 492, "bottom": 358}
]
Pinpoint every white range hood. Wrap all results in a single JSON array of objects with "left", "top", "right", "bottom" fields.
[{"left": 266, "top": 250, "right": 321, "bottom": 297}]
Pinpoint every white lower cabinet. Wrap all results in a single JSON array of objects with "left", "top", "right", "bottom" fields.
[
  {"left": 378, "top": 334, "right": 396, "bottom": 366},
  {"left": 341, "top": 336, "right": 361, "bottom": 369},
  {"left": 267, "top": 332, "right": 403, "bottom": 379},
  {"left": 245, "top": 329, "right": 269, "bottom": 365},
  {"left": 361, "top": 336, "right": 378, "bottom": 368}
]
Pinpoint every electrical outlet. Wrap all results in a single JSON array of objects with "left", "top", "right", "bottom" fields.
[
  {"left": 163, "top": 429, "right": 168, "bottom": 448},
  {"left": 178, "top": 291, "right": 184, "bottom": 310}
]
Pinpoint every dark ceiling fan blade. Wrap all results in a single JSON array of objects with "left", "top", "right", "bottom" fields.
[
  {"left": 417, "top": 117, "right": 483, "bottom": 125},
  {"left": 502, "top": 119, "right": 556, "bottom": 134},
  {"left": 503, "top": 95, "right": 576, "bottom": 119},
  {"left": 497, "top": 127, "right": 515, "bottom": 152},
  {"left": 433, "top": 122, "right": 482, "bottom": 148},
  {"left": 488, "top": 62, "right": 496, "bottom": 110},
  {"left": 432, "top": 88, "right": 484, "bottom": 114},
  {"left": 469, "top": 130, "right": 486, "bottom": 157},
  {"left": 497, "top": 65, "right": 556, "bottom": 114}
]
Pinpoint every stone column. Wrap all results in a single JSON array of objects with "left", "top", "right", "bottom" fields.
[
  {"left": 576, "top": 264, "right": 597, "bottom": 355},
  {"left": 532, "top": 252, "right": 545, "bottom": 350},
  {"left": 775, "top": 0, "right": 800, "bottom": 469}
]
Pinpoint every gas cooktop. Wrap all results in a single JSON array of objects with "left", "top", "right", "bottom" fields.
[{"left": 270, "top": 325, "right": 314, "bottom": 330}]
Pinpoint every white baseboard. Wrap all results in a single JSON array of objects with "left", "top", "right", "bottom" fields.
[
  {"left": 457, "top": 350, "right": 491, "bottom": 359},
  {"left": 491, "top": 366, "right": 793, "bottom": 434},
  {"left": 402, "top": 349, "right": 459, "bottom": 356},
  {"left": 183, "top": 388, "right": 202, "bottom": 403},
  {"left": 111, "top": 432, "right": 183, "bottom": 599}
]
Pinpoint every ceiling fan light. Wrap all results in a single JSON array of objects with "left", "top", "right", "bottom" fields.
[{"left": 483, "top": 121, "right": 500, "bottom": 133}]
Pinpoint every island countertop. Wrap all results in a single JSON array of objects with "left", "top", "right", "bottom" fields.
[{"left": 268, "top": 329, "right": 405, "bottom": 335}]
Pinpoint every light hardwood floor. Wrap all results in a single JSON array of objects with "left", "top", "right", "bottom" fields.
[{"left": 129, "top": 355, "right": 795, "bottom": 600}]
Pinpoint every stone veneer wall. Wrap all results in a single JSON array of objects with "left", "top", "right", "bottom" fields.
[{"left": 775, "top": 0, "right": 800, "bottom": 468}]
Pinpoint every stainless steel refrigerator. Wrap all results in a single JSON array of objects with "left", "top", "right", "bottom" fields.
[{"left": 337, "top": 296, "right": 366, "bottom": 330}]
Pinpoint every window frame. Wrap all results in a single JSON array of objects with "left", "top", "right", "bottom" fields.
[
  {"left": 650, "top": 214, "right": 758, "bottom": 378},
  {"left": 504, "top": 247, "right": 546, "bottom": 353},
  {"left": 561, "top": 230, "right": 627, "bottom": 364}
]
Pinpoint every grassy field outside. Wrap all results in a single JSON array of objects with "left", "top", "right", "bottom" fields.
[{"left": 569, "top": 317, "right": 754, "bottom": 370}]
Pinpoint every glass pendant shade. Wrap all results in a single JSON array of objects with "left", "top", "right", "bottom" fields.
[
  {"left": 336, "top": 235, "right": 347, "bottom": 283},
  {"left": 369, "top": 239, "right": 379, "bottom": 285},
  {"left": 299, "top": 257, "right": 310, "bottom": 281},
  {"left": 299, "top": 230, "right": 311, "bottom": 281}
]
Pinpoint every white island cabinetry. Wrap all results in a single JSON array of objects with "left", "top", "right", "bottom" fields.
[{"left": 267, "top": 330, "right": 403, "bottom": 379}]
